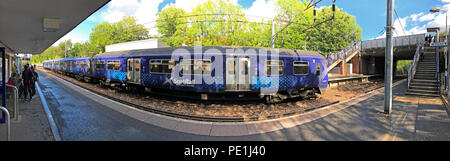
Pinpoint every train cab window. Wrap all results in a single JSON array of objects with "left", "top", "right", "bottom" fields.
[
  {"left": 315, "top": 62, "right": 321, "bottom": 76},
  {"left": 265, "top": 60, "right": 284, "bottom": 76},
  {"left": 150, "top": 60, "right": 174, "bottom": 74},
  {"left": 107, "top": 60, "right": 121, "bottom": 71},
  {"left": 86, "top": 60, "right": 91, "bottom": 69},
  {"left": 293, "top": 61, "right": 309, "bottom": 75},
  {"left": 95, "top": 60, "right": 105, "bottom": 70}
]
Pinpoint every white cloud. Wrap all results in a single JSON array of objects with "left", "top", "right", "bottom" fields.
[
  {"left": 418, "top": 13, "right": 436, "bottom": 22},
  {"left": 167, "top": 0, "right": 210, "bottom": 13},
  {"left": 410, "top": 12, "right": 424, "bottom": 22},
  {"left": 100, "top": 0, "right": 163, "bottom": 36},
  {"left": 53, "top": 31, "right": 89, "bottom": 46},
  {"left": 376, "top": 1, "right": 450, "bottom": 39},
  {"left": 243, "top": 0, "right": 277, "bottom": 22},
  {"left": 163, "top": 0, "right": 239, "bottom": 13},
  {"left": 101, "top": 0, "right": 141, "bottom": 23}
]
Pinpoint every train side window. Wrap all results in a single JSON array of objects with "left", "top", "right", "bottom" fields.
[
  {"left": 180, "top": 59, "right": 211, "bottom": 75},
  {"left": 227, "top": 60, "right": 235, "bottom": 74},
  {"left": 196, "top": 60, "right": 211, "bottom": 75},
  {"left": 135, "top": 60, "right": 140, "bottom": 71},
  {"left": 95, "top": 60, "right": 105, "bottom": 70},
  {"left": 75, "top": 61, "right": 79, "bottom": 68},
  {"left": 80, "top": 61, "right": 87, "bottom": 68},
  {"left": 293, "top": 61, "right": 309, "bottom": 75},
  {"left": 265, "top": 60, "right": 284, "bottom": 76},
  {"left": 128, "top": 59, "right": 133, "bottom": 71},
  {"left": 150, "top": 59, "right": 174, "bottom": 74},
  {"left": 180, "top": 59, "right": 193, "bottom": 75},
  {"left": 107, "top": 60, "right": 121, "bottom": 71}
]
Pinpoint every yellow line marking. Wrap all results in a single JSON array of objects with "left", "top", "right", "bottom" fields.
[
  {"left": 382, "top": 134, "right": 394, "bottom": 141},
  {"left": 394, "top": 96, "right": 443, "bottom": 105},
  {"left": 394, "top": 96, "right": 419, "bottom": 104},
  {"left": 419, "top": 98, "right": 443, "bottom": 105}
]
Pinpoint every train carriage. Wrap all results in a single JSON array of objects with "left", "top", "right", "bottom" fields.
[
  {"left": 43, "top": 46, "right": 328, "bottom": 103},
  {"left": 72, "top": 57, "right": 94, "bottom": 82},
  {"left": 92, "top": 55, "right": 127, "bottom": 87}
]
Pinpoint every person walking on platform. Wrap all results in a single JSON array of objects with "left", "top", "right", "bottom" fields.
[
  {"left": 22, "top": 65, "right": 33, "bottom": 102},
  {"left": 30, "top": 66, "right": 38, "bottom": 96},
  {"left": 16, "top": 73, "right": 24, "bottom": 99}
]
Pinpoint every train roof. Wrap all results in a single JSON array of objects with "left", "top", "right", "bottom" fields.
[{"left": 93, "top": 46, "right": 324, "bottom": 58}]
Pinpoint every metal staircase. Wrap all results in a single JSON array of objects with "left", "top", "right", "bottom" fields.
[
  {"left": 326, "top": 43, "right": 361, "bottom": 73},
  {"left": 405, "top": 46, "right": 440, "bottom": 97}
]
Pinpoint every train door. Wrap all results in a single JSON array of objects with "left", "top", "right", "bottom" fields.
[
  {"left": 127, "top": 58, "right": 141, "bottom": 84},
  {"left": 69, "top": 61, "right": 73, "bottom": 73},
  {"left": 225, "top": 57, "right": 250, "bottom": 91}
]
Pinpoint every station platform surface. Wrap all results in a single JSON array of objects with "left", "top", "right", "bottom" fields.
[
  {"left": 328, "top": 74, "right": 381, "bottom": 81},
  {"left": 0, "top": 85, "right": 54, "bottom": 141},
  {"left": 1, "top": 70, "right": 449, "bottom": 141}
]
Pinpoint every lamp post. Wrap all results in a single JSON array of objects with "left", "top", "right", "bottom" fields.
[{"left": 430, "top": 7, "right": 450, "bottom": 96}]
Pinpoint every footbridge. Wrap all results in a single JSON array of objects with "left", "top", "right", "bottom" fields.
[{"left": 327, "top": 33, "right": 425, "bottom": 77}]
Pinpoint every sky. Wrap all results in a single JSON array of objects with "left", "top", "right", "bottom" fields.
[{"left": 53, "top": 0, "right": 450, "bottom": 46}]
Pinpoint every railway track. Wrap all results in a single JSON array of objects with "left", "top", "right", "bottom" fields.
[{"left": 38, "top": 68, "right": 388, "bottom": 122}]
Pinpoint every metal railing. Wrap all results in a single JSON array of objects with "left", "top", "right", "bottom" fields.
[
  {"left": 6, "top": 84, "right": 19, "bottom": 121},
  {"left": 0, "top": 106, "right": 10, "bottom": 141},
  {"left": 436, "top": 46, "right": 440, "bottom": 93},
  {"left": 407, "top": 42, "right": 423, "bottom": 88},
  {"left": 344, "top": 43, "right": 361, "bottom": 60},
  {"left": 326, "top": 43, "right": 361, "bottom": 68}
]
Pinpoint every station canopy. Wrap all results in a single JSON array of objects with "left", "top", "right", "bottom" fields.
[{"left": 0, "top": 0, "right": 110, "bottom": 54}]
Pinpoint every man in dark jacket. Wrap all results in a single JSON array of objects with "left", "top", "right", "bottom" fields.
[
  {"left": 30, "top": 66, "right": 38, "bottom": 96},
  {"left": 22, "top": 65, "right": 33, "bottom": 101}
]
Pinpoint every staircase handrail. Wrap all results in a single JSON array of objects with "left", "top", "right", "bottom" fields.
[
  {"left": 407, "top": 42, "right": 424, "bottom": 88},
  {"left": 326, "top": 42, "right": 361, "bottom": 67},
  {"left": 344, "top": 42, "right": 361, "bottom": 60},
  {"left": 436, "top": 43, "right": 440, "bottom": 94}
]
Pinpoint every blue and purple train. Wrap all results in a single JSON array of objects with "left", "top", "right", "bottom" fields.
[{"left": 43, "top": 46, "right": 328, "bottom": 103}]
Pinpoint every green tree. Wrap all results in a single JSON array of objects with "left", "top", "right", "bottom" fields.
[
  {"left": 308, "top": 6, "right": 362, "bottom": 53},
  {"left": 156, "top": 6, "right": 188, "bottom": 46},
  {"left": 272, "top": 0, "right": 361, "bottom": 54},
  {"left": 273, "top": 0, "right": 314, "bottom": 50},
  {"left": 183, "top": 0, "right": 250, "bottom": 46},
  {"left": 90, "top": 16, "right": 149, "bottom": 52},
  {"left": 157, "top": 6, "right": 187, "bottom": 38}
]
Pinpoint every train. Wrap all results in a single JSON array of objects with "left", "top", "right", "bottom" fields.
[{"left": 43, "top": 46, "right": 328, "bottom": 103}]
